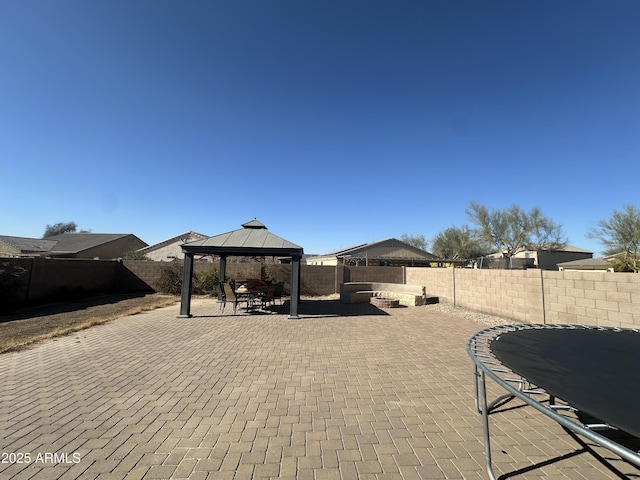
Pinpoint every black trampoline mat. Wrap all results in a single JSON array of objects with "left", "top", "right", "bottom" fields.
[{"left": 490, "top": 328, "right": 640, "bottom": 439}]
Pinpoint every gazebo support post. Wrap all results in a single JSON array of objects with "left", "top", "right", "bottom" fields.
[
  {"left": 178, "top": 252, "right": 194, "bottom": 318},
  {"left": 289, "top": 255, "right": 301, "bottom": 319},
  {"left": 218, "top": 255, "right": 227, "bottom": 300}
]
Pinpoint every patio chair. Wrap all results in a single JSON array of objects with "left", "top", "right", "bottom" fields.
[
  {"left": 219, "top": 282, "right": 245, "bottom": 315},
  {"left": 259, "top": 283, "right": 278, "bottom": 309},
  {"left": 273, "top": 281, "right": 285, "bottom": 305}
]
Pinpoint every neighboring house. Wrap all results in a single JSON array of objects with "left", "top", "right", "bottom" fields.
[
  {"left": 137, "top": 231, "right": 209, "bottom": 261},
  {"left": 44, "top": 233, "right": 148, "bottom": 259},
  {"left": 0, "top": 233, "right": 147, "bottom": 259},
  {"left": 0, "top": 235, "right": 57, "bottom": 257},
  {"left": 602, "top": 252, "right": 640, "bottom": 272},
  {"left": 481, "top": 245, "right": 593, "bottom": 270},
  {"left": 557, "top": 258, "right": 614, "bottom": 273},
  {"left": 305, "top": 238, "right": 438, "bottom": 267}
]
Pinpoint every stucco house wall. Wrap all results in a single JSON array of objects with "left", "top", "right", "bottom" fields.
[
  {"left": 138, "top": 232, "right": 209, "bottom": 262},
  {"left": 0, "top": 241, "right": 20, "bottom": 257},
  {"left": 76, "top": 236, "right": 147, "bottom": 259},
  {"left": 305, "top": 254, "right": 339, "bottom": 266},
  {"left": 536, "top": 250, "right": 594, "bottom": 270}
]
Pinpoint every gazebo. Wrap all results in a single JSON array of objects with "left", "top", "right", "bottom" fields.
[{"left": 177, "top": 219, "right": 304, "bottom": 319}]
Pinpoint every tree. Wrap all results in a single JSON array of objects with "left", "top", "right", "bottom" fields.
[
  {"left": 400, "top": 233, "right": 428, "bottom": 251},
  {"left": 122, "top": 249, "right": 151, "bottom": 261},
  {"left": 587, "top": 204, "right": 640, "bottom": 272},
  {"left": 43, "top": 221, "right": 77, "bottom": 238},
  {"left": 466, "top": 201, "right": 566, "bottom": 266},
  {"left": 431, "top": 225, "right": 490, "bottom": 262},
  {"left": 43, "top": 222, "right": 91, "bottom": 237}
]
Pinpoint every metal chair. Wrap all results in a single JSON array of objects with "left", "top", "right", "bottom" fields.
[
  {"left": 259, "top": 283, "right": 278, "bottom": 309},
  {"left": 273, "top": 281, "right": 285, "bottom": 305},
  {"left": 219, "top": 282, "right": 245, "bottom": 315}
]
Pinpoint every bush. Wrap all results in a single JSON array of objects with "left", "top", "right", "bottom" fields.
[
  {"left": 156, "top": 263, "right": 220, "bottom": 296},
  {"left": 123, "top": 249, "right": 151, "bottom": 261},
  {"left": 156, "top": 263, "right": 183, "bottom": 295},
  {"left": 0, "top": 262, "right": 27, "bottom": 313},
  {"left": 196, "top": 266, "right": 219, "bottom": 296}
]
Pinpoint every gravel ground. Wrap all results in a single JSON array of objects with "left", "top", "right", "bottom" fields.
[{"left": 424, "top": 303, "right": 517, "bottom": 327}]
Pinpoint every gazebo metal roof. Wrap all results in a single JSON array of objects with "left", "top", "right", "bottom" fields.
[
  {"left": 181, "top": 219, "right": 303, "bottom": 257},
  {"left": 178, "top": 219, "right": 304, "bottom": 319}
]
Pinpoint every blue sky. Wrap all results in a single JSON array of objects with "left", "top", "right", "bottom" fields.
[{"left": 2, "top": 1, "right": 638, "bottom": 255}]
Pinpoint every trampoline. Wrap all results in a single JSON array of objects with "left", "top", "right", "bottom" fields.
[{"left": 467, "top": 324, "right": 640, "bottom": 479}]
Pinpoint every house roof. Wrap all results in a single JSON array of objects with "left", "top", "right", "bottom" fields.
[
  {"left": 602, "top": 252, "right": 640, "bottom": 260},
  {"left": 488, "top": 245, "right": 594, "bottom": 257},
  {"left": 138, "top": 231, "right": 208, "bottom": 253},
  {"left": 0, "top": 235, "right": 57, "bottom": 253},
  {"left": 45, "top": 233, "right": 145, "bottom": 255},
  {"left": 557, "top": 258, "right": 612, "bottom": 270},
  {"left": 181, "top": 219, "right": 303, "bottom": 257},
  {"left": 324, "top": 238, "right": 437, "bottom": 261},
  {"left": 557, "top": 245, "right": 594, "bottom": 254}
]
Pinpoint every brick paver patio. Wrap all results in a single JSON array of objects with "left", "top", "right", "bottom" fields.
[{"left": 1, "top": 298, "right": 638, "bottom": 479}]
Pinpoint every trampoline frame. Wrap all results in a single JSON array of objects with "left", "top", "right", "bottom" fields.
[{"left": 467, "top": 323, "right": 640, "bottom": 480}]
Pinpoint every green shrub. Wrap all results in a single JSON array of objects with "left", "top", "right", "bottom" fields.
[
  {"left": 0, "top": 262, "right": 27, "bottom": 312},
  {"left": 195, "top": 266, "right": 219, "bottom": 296},
  {"left": 156, "top": 263, "right": 220, "bottom": 296},
  {"left": 156, "top": 263, "right": 183, "bottom": 295},
  {"left": 123, "top": 249, "right": 151, "bottom": 261}
]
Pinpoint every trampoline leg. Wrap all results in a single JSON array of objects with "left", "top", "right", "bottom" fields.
[
  {"left": 478, "top": 369, "right": 498, "bottom": 480},
  {"left": 473, "top": 364, "right": 481, "bottom": 413}
]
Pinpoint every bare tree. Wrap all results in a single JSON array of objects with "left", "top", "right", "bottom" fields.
[
  {"left": 431, "top": 225, "right": 490, "bottom": 263},
  {"left": 400, "top": 233, "right": 428, "bottom": 251},
  {"left": 466, "top": 201, "right": 566, "bottom": 266},
  {"left": 587, "top": 204, "right": 640, "bottom": 272}
]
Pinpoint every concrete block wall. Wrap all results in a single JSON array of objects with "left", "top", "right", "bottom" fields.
[
  {"left": 405, "top": 267, "right": 454, "bottom": 304},
  {"left": 454, "top": 268, "right": 544, "bottom": 324},
  {"left": 406, "top": 266, "right": 640, "bottom": 328},
  {"left": 221, "top": 263, "right": 262, "bottom": 282},
  {"left": 121, "top": 261, "right": 345, "bottom": 297},
  {"left": 118, "top": 260, "right": 160, "bottom": 291},
  {"left": 1, "top": 258, "right": 32, "bottom": 303},
  {"left": 2, "top": 257, "right": 120, "bottom": 304},
  {"left": 29, "top": 258, "right": 119, "bottom": 300},
  {"left": 68, "top": 261, "right": 403, "bottom": 299},
  {"left": 344, "top": 266, "right": 403, "bottom": 284},
  {"left": 121, "top": 260, "right": 260, "bottom": 292},
  {"left": 264, "top": 265, "right": 404, "bottom": 297},
  {"left": 542, "top": 271, "right": 640, "bottom": 328},
  {"left": 300, "top": 265, "right": 336, "bottom": 296},
  {"left": 4, "top": 257, "right": 637, "bottom": 328}
]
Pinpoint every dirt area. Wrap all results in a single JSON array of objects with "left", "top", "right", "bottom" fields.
[{"left": 0, "top": 293, "right": 179, "bottom": 354}]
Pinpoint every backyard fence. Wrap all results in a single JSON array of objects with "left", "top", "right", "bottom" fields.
[{"left": 1, "top": 257, "right": 638, "bottom": 329}]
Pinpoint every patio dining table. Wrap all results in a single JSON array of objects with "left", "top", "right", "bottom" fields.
[{"left": 235, "top": 283, "right": 268, "bottom": 310}]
